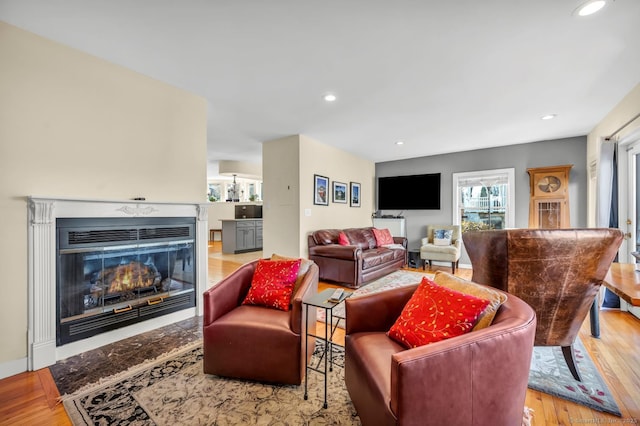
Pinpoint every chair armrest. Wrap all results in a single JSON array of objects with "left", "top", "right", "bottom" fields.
[
  {"left": 290, "top": 263, "right": 319, "bottom": 333},
  {"left": 345, "top": 284, "right": 418, "bottom": 334},
  {"left": 420, "top": 237, "right": 429, "bottom": 246},
  {"left": 308, "top": 244, "right": 362, "bottom": 260},
  {"left": 203, "top": 260, "right": 257, "bottom": 327}
]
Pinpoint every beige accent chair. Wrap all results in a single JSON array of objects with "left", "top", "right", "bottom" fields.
[{"left": 420, "top": 225, "right": 462, "bottom": 273}]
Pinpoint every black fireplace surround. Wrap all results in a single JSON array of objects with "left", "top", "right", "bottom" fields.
[{"left": 56, "top": 217, "right": 196, "bottom": 345}]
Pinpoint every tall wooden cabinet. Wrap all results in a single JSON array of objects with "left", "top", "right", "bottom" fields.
[{"left": 527, "top": 165, "right": 572, "bottom": 229}]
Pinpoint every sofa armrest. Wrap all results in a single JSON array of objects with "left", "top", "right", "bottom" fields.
[
  {"left": 392, "top": 237, "right": 408, "bottom": 248},
  {"left": 389, "top": 296, "right": 536, "bottom": 424},
  {"left": 290, "top": 263, "right": 319, "bottom": 333},
  {"left": 345, "top": 284, "right": 418, "bottom": 334},
  {"left": 308, "top": 244, "right": 362, "bottom": 260},
  {"left": 203, "top": 260, "right": 257, "bottom": 327}
]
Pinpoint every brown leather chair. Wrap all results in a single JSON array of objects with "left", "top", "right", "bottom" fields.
[
  {"left": 345, "top": 284, "right": 536, "bottom": 426},
  {"left": 463, "top": 228, "right": 623, "bottom": 381},
  {"left": 202, "top": 259, "right": 318, "bottom": 385}
]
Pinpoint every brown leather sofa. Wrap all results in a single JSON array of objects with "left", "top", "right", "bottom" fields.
[
  {"left": 463, "top": 228, "right": 623, "bottom": 381},
  {"left": 344, "top": 283, "right": 536, "bottom": 426},
  {"left": 202, "top": 259, "right": 318, "bottom": 385},
  {"left": 308, "top": 227, "right": 407, "bottom": 288}
]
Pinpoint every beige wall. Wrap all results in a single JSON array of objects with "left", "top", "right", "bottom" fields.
[
  {"left": 262, "top": 135, "right": 375, "bottom": 258},
  {"left": 587, "top": 84, "right": 640, "bottom": 226},
  {"left": 0, "top": 22, "right": 207, "bottom": 370},
  {"left": 262, "top": 136, "right": 301, "bottom": 257},
  {"left": 298, "top": 135, "right": 375, "bottom": 255}
]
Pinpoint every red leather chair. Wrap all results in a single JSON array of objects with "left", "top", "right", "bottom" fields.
[
  {"left": 202, "top": 259, "right": 318, "bottom": 385},
  {"left": 344, "top": 284, "right": 536, "bottom": 426},
  {"left": 463, "top": 228, "right": 623, "bottom": 381}
]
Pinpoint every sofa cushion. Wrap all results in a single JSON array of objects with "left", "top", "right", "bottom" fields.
[
  {"left": 421, "top": 243, "right": 459, "bottom": 255},
  {"left": 433, "top": 271, "right": 507, "bottom": 331},
  {"left": 313, "top": 229, "right": 341, "bottom": 245},
  {"left": 388, "top": 276, "right": 490, "bottom": 348},
  {"left": 372, "top": 228, "right": 395, "bottom": 246},
  {"left": 362, "top": 247, "right": 404, "bottom": 270},
  {"left": 344, "top": 228, "right": 377, "bottom": 250},
  {"left": 242, "top": 259, "right": 301, "bottom": 311}
]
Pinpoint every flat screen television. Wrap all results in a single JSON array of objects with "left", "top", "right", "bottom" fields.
[{"left": 377, "top": 173, "right": 441, "bottom": 210}]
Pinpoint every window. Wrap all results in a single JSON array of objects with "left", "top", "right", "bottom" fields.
[
  {"left": 208, "top": 183, "right": 221, "bottom": 202},
  {"left": 452, "top": 168, "right": 515, "bottom": 232}
]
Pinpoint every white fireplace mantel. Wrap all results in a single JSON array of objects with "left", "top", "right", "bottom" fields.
[{"left": 27, "top": 196, "right": 209, "bottom": 370}]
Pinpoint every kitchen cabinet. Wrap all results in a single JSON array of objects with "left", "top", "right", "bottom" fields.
[{"left": 221, "top": 219, "right": 263, "bottom": 253}]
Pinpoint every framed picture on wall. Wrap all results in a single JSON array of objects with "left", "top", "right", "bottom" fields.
[
  {"left": 314, "top": 174, "right": 329, "bottom": 206},
  {"left": 350, "top": 182, "right": 361, "bottom": 207},
  {"left": 333, "top": 181, "right": 348, "bottom": 203}
]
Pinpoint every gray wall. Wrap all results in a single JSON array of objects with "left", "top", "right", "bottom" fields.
[{"left": 375, "top": 136, "right": 587, "bottom": 264}]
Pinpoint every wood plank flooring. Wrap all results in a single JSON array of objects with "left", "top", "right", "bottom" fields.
[{"left": 1, "top": 242, "right": 639, "bottom": 425}]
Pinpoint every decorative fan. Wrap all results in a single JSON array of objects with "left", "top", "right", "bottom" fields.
[{"left": 537, "top": 176, "right": 561, "bottom": 193}]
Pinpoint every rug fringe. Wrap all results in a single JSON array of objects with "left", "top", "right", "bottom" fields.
[
  {"left": 522, "top": 406, "right": 534, "bottom": 426},
  {"left": 58, "top": 339, "right": 203, "bottom": 402}
]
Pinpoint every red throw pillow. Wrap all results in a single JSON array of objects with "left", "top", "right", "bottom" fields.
[
  {"left": 388, "top": 277, "right": 490, "bottom": 348},
  {"left": 372, "top": 228, "right": 394, "bottom": 246},
  {"left": 338, "top": 232, "right": 350, "bottom": 246},
  {"left": 242, "top": 259, "right": 302, "bottom": 311}
]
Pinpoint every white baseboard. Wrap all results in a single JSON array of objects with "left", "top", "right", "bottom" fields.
[
  {"left": 0, "top": 356, "right": 28, "bottom": 380},
  {"left": 620, "top": 300, "right": 640, "bottom": 320}
]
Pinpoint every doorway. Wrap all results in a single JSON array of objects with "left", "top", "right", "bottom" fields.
[{"left": 617, "top": 129, "right": 640, "bottom": 263}]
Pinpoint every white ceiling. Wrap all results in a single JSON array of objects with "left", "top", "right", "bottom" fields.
[{"left": 2, "top": 0, "right": 639, "bottom": 178}]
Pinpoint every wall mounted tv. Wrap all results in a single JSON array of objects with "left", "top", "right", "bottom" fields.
[{"left": 377, "top": 173, "right": 441, "bottom": 210}]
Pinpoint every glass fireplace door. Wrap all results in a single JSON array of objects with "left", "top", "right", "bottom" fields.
[{"left": 57, "top": 240, "right": 195, "bottom": 344}]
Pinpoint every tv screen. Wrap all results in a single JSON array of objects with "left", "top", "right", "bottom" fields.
[{"left": 377, "top": 173, "right": 441, "bottom": 210}]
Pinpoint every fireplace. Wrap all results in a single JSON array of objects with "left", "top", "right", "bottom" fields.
[
  {"left": 28, "top": 197, "right": 209, "bottom": 370},
  {"left": 56, "top": 217, "right": 196, "bottom": 345}
]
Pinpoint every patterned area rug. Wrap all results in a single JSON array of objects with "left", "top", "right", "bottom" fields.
[
  {"left": 528, "top": 337, "right": 621, "bottom": 416},
  {"left": 62, "top": 339, "right": 534, "bottom": 425},
  {"left": 62, "top": 341, "right": 359, "bottom": 425}
]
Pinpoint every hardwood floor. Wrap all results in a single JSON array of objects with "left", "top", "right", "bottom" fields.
[{"left": 1, "top": 242, "right": 639, "bottom": 425}]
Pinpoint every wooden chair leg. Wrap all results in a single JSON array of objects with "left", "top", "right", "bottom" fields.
[
  {"left": 561, "top": 345, "right": 582, "bottom": 381},
  {"left": 451, "top": 262, "right": 455, "bottom": 274}
]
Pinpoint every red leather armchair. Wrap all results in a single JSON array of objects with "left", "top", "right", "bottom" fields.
[
  {"left": 463, "top": 228, "right": 623, "bottom": 381},
  {"left": 344, "top": 284, "right": 536, "bottom": 426},
  {"left": 202, "top": 259, "right": 319, "bottom": 385}
]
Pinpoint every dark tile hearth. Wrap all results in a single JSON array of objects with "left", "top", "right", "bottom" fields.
[{"left": 49, "top": 316, "right": 202, "bottom": 395}]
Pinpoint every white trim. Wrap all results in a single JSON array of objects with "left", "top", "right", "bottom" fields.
[{"left": 616, "top": 128, "right": 640, "bottom": 262}]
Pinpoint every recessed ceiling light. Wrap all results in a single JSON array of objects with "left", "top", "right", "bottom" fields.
[
  {"left": 541, "top": 114, "right": 557, "bottom": 120},
  {"left": 395, "top": 141, "right": 404, "bottom": 145},
  {"left": 323, "top": 93, "right": 337, "bottom": 102},
  {"left": 573, "top": 0, "right": 607, "bottom": 17}
]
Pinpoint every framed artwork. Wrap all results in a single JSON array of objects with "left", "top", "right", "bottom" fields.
[
  {"left": 314, "top": 174, "right": 329, "bottom": 206},
  {"left": 350, "top": 182, "right": 361, "bottom": 207},
  {"left": 333, "top": 181, "right": 348, "bottom": 203}
]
